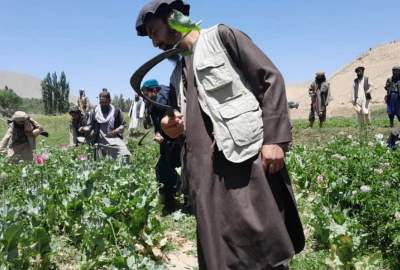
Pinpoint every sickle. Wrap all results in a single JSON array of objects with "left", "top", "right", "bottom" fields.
[{"left": 130, "top": 47, "right": 184, "bottom": 116}]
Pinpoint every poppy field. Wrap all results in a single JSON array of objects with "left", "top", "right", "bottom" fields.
[
  {"left": 0, "top": 142, "right": 167, "bottom": 269},
  {"left": 288, "top": 133, "right": 400, "bottom": 269},
  {"left": 0, "top": 114, "right": 399, "bottom": 269}
]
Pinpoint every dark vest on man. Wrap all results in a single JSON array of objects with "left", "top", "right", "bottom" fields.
[
  {"left": 91, "top": 106, "right": 124, "bottom": 141},
  {"left": 386, "top": 78, "right": 400, "bottom": 93}
]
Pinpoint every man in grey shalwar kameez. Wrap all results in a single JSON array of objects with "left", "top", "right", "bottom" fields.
[{"left": 136, "top": 1, "right": 305, "bottom": 269}]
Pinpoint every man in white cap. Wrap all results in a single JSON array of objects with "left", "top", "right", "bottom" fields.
[{"left": 0, "top": 111, "right": 43, "bottom": 161}]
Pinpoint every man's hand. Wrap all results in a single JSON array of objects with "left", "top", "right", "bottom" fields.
[
  {"left": 80, "top": 126, "right": 90, "bottom": 134},
  {"left": 261, "top": 144, "right": 285, "bottom": 175},
  {"left": 31, "top": 129, "right": 41, "bottom": 137},
  {"left": 161, "top": 111, "right": 184, "bottom": 139},
  {"left": 154, "top": 132, "right": 164, "bottom": 144},
  {"left": 107, "top": 129, "right": 118, "bottom": 137}
]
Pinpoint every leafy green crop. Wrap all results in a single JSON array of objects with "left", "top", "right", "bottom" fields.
[
  {"left": 0, "top": 142, "right": 166, "bottom": 269},
  {"left": 288, "top": 134, "right": 400, "bottom": 269}
]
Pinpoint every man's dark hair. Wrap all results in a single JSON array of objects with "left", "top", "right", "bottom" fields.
[{"left": 99, "top": 91, "right": 111, "bottom": 99}]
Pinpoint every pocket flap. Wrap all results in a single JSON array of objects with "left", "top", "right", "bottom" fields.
[
  {"left": 197, "top": 56, "right": 225, "bottom": 70},
  {"left": 219, "top": 95, "right": 260, "bottom": 119}
]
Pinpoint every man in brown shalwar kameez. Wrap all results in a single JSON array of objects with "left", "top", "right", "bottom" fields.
[
  {"left": 308, "top": 72, "right": 330, "bottom": 128},
  {"left": 136, "top": 1, "right": 305, "bottom": 269},
  {"left": 0, "top": 111, "right": 43, "bottom": 161}
]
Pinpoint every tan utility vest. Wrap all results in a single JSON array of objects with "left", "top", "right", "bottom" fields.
[{"left": 171, "top": 25, "right": 263, "bottom": 163}]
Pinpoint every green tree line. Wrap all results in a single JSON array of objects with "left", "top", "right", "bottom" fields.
[
  {"left": 41, "top": 71, "right": 70, "bottom": 115},
  {"left": 112, "top": 94, "right": 132, "bottom": 112},
  {"left": 0, "top": 86, "right": 44, "bottom": 117}
]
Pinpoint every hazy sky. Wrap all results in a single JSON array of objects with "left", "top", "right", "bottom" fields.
[{"left": 1, "top": 0, "right": 398, "bottom": 101}]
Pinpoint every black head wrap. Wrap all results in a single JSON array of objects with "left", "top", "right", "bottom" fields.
[
  {"left": 69, "top": 106, "right": 81, "bottom": 114},
  {"left": 136, "top": 0, "right": 190, "bottom": 36},
  {"left": 315, "top": 72, "right": 326, "bottom": 83},
  {"left": 392, "top": 66, "right": 400, "bottom": 83},
  {"left": 355, "top": 66, "right": 365, "bottom": 72}
]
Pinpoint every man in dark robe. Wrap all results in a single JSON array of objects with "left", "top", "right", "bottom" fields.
[
  {"left": 142, "top": 79, "right": 181, "bottom": 213},
  {"left": 385, "top": 66, "right": 400, "bottom": 127},
  {"left": 136, "top": 1, "right": 305, "bottom": 269},
  {"left": 387, "top": 126, "right": 400, "bottom": 149},
  {"left": 85, "top": 90, "right": 131, "bottom": 161},
  {"left": 69, "top": 106, "right": 89, "bottom": 146},
  {"left": 308, "top": 72, "right": 330, "bottom": 128}
]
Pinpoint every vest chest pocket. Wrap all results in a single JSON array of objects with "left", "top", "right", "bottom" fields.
[
  {"left": 219, "top": 95, "right": 263, "bottom": 146},
  {"left": 196, "top": 55, "right": 233, "bottom": 91}
]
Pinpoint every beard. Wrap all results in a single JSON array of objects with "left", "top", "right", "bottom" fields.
[
  {"left": 159, "top": 28, "right": 181, "bottom": 51},
  {"left": 160, "top": 43, "right": 175, "bottom": 51},
  {"left": 100, "top": 104, "right": 110, "bottom": 113},
  {"left": 316, "top": 77, "right": 326, "bottom": 84},
  {"left": 393, "top": 73, "right": 400, "bottom": 83}
]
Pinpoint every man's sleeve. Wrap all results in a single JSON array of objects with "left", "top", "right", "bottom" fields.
[
  {"left": 30, "top": 118, "right": 42, "bottom": 130},
  {"left": 114, "top": 109, "right": 125, "bottom": 134},
  {"left": 150, "top": 107, "right": 162, "bottom": 134},
  {"left": 385, "top": 79, "right": 390, "bottom": 91},
  {"left": 152, "top": 85, "right": 178, "bottom": 135},
  {"left": 168, "top": 84, "right": 179, "bottom": 109},
  {"left": 218, "top": 24, "right": 291, "bottom": 145}
]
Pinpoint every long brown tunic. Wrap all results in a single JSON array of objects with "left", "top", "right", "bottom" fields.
[{"left": 180, "top": 25, "right": 304, "bottom": 270}]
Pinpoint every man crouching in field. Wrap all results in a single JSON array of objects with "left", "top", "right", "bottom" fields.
[
  {"left": 69, "top": 106, "right": 89, "bottom": 147},
  {"left": 135, "top": 0, "right": 305, "bottom": 269},
  {"left": 0, "top": 111, "right": 44, "bottom": 161},
  {"left": 85, "top": 90, "right": 131, "bottom": 162}
]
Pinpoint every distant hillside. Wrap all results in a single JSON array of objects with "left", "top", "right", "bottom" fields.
[
  {"left": 0, "top": 70, "right": 77, "bottom": 103},
  {"left": 0, "top": 70, "right": 42, "bottom": 99},
  {"left": 287, "top": 40, "right": 400, "bottom": 119}
]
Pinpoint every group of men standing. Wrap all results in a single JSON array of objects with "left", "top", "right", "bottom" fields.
[
  {"left": 307, "top": 65, "right": 400, "bottom": 128},
  {"left": 0, "top": 88, "right": 132, "bottom": 163}
]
